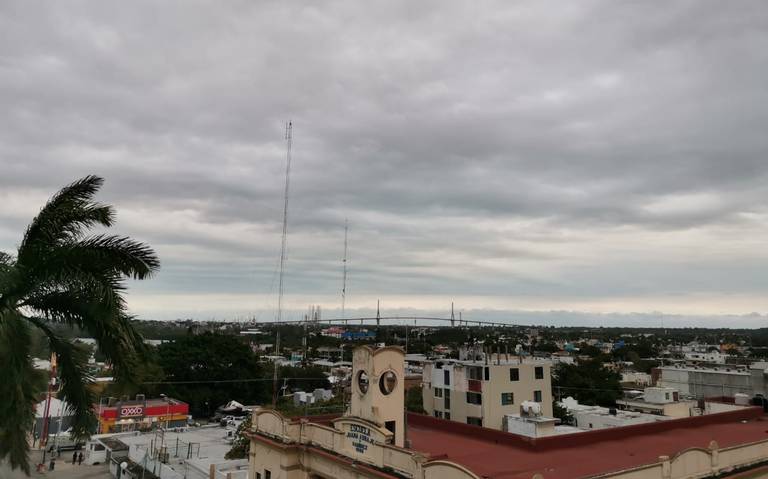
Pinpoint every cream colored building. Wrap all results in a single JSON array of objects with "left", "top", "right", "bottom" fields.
[
  {"left": 247, "top": 345, "right": 768, "bottom": 479},
  {"left": 421, "top": 356, "right": 553, "bottom": 430}
]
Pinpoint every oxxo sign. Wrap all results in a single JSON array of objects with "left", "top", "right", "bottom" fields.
[{"left": 120, "top": 405, "right": 144, "bottom": 417}]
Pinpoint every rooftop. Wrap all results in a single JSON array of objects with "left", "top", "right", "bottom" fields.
[
  {"left": 426, "top": 356, "right": 551, "bottom": 367},
  {"left": 657, "top": 365, "right": 749, "bottom": 375},
  {"left": 406, "top": 408, "right": 768, "bottom": 479}
]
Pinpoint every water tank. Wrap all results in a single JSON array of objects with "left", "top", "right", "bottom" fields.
[
  {"left": 520, "top": 401, "right": 542, "bottom": 416},
  {"left": 734, "top": 393, "right": 750, "bottom": 406}
]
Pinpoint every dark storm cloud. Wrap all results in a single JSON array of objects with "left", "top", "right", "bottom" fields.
[{"left": 2, "top": 0, "right": 768, "bottom": 322}]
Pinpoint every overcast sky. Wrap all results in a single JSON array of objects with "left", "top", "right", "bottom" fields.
[{"left": 2, "top": 1, "right": 768, "bottom": 326}]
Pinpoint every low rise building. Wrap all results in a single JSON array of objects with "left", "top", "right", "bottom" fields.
[
  {"left": 86, "top": 424, "right": 248, "bottom": 479},
  {"left": 684, "top": 350, "right": 728, "bottom": 364},
  {"left": 616, "top": 387, "right": 696, "bottom": 418},
  {"left": 97, "top": 395, "right": 189, "bottom": 434},
  {"left": 560, "top": 397, "right": 672, "bottom": 430},
  {"left": 654, "top": 365, "right": 761, "bottom": 398},
  {"left": 422, "top": 355, "right": 553, "bottom": 430},
  {"left": 621, "top": 371, "right": 652, "bottom": 386}
]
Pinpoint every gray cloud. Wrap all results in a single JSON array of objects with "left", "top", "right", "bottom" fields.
[{"left": 2, "top": 1, "right": 768, "bottom": 324}]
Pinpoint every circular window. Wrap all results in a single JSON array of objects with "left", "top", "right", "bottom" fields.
[
  {"left": 356, "top": 370, "right": 369, "bottom": 394},
  {"left": 379, "top": 370, "right": 397, "bottom": 395}
]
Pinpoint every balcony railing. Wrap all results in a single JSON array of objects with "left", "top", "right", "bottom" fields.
[{"left": 467, "top": 379, "right": 482, "bottom": 392}]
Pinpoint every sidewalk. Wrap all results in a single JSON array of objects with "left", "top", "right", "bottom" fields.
[{"left": 30, "top": 459, "right": 112, "bottom": 479}]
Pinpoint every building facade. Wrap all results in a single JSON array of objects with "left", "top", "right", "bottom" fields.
[
  {"left": 654, "top": 365, "right": 768, "bottom": 398},
  {"left": 421, "top": 356, "right": 553, "bottom": 430}
]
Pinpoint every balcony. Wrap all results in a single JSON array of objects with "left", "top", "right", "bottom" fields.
[{"left": 468, "top": 379, "right": 482, "bottom": 392}]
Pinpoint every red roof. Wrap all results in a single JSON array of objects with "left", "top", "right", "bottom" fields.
[{"left": 406, "top": 409, "right": 768, "bottom": 479}]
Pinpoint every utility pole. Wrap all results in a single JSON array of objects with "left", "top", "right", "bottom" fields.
[
  {"left": 341, "top": 218, "right": 348, "bottom": 325},
  {"left": 451, "top": 302, "right": 455, "bottom": 327},
  {"left": 40, "top": 351, "right": 57, "bottom": 466}
]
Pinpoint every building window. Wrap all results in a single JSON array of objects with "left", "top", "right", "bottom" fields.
[
  {"left": 468, "top": 366, "right": 483, "bottom": 380},
  {"left": 501, "top": 392, "right": 514, "bottom": 405},
  {"left": 466, "top": 392, "right": 482, "bottom": 405},
  {"left": 444, "top": 412, "right": 451, "bottom": 420},
  {"left": 467, "top": 417, "right": 482, "bottom": 427},
  {"left": 435, "top": 388, "right": 443, "bottom": 398},
  {"left": 484, "top": 367, "right": 490, "bottom": 381},
  {"left": 256, "top": 474, "right": 261, "bottom": 479},
  {"left": 444, "top": 369, "right": 450, "bottom": 386},
  {"left": 265, "top": 470, "right": 271, "bottom": 479},
  {"left": 533, "top": 390, "right": 542, "bottom": 402},
  {"left": 535, "top": 367, "right": 544, "bottom": 380},
  {"left": 510, "top": 368, "right": 519, "bottom": 381},
  {"left": 444, "top": 394, "right": 451, "bottom": 410}
]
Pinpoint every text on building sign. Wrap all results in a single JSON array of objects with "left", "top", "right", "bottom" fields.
[
  {"left": 346, "top": 424, "right": 375, "bottom": 454},
  {"left": 120, "top": 406, "right": 144, "bottom": 417}
]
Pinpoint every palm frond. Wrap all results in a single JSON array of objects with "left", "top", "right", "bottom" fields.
[
  {"left": 22, "top": 289, "right": 145, "bottom": 383},
  {"left": 0, "top": 311, "right": 37, "bottom": 475},
  {"left": 18, "top": 176, "right": 113, "bottom": 264},
  {"left": 0, "top": 251, "right": 13, "bottom": 265},
  {"left": 26, "top": 317, "right": 96, "bottom": 440},
  {"left": 66, "top": 234, "right": 160, "bottom": 280},
  {"left": 0, "top": 252, "right": 15, "bottom": 298}
]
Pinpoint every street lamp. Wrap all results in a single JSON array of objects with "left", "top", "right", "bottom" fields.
[{"left": 119, "top": 461, "right": 128, "bottom": 479}]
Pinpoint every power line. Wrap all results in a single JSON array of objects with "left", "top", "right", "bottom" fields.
[{"left": 141, "top": 376, "right": 333, "bottom": 385}]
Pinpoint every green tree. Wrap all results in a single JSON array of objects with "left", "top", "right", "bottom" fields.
[
  {"left": 552, "top": 401, "right": 573, "bottom": 425},
  {"left": 406, "top": 386, "right": 425, "bottom": 413},
  {"left": 552, "top": 361, "right": 621, "bottom": 407},
  {"left": 275, "top": 366, "right": 330, "bottom": 393},
  {"left": 225, "top": 415, "right": 253, "bottom": 459},
  {"left": 157, "top": 333, "right": 266, "bottom": 417},
  {"left": 0, "top": 176, "right": 159, "bottom": 473}
]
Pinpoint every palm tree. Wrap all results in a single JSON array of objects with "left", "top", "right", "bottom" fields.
[{"left": 0, "top": 175, "right": 159, "bottom": 473}]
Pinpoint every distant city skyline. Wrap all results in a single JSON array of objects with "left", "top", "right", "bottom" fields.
[{"left": 2, "top": 2, "right": 768, "bottom": 326}]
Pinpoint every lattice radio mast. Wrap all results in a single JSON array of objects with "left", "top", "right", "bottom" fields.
[
  {"left": 277, "top": 121, "right": 292, "bottom": 324},
  {"left": 341, "top": 218, "right": 348, "bottom": 325},
  {"left": 273, "top": 121, "right": 292, "bottom": 406}
]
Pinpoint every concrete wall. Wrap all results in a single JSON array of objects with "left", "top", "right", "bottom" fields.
[{"left": 594, "top": 439, "right": 768, "bottom": 479}]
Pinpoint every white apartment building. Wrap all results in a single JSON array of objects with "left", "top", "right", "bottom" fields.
[
  {"left": 422, "top": 355, "right": 553, "bottom": 430},
  {"left": 683, "top": 350, "right": 728, "bottom": 364}
]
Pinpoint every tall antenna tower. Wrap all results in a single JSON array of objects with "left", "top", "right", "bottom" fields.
[
  {"left": 273, "top": 121, "right": 291, "bottom": 407},
  {"left": 277, "top": 121, "right": 292, "bottom": 323},
  {"left": 341, "top": 218, "right": 348, "bottom": 325}
]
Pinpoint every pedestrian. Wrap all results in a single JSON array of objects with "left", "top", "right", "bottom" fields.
[
  {"left": 48, "top": 459, "right": 55, "bottom": 471},
  {"left": 73, "top": 451, "right": 78, "bottom": 464},
  {"left": 78, "top": 452, "right": 84, "bottom": 465}
]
